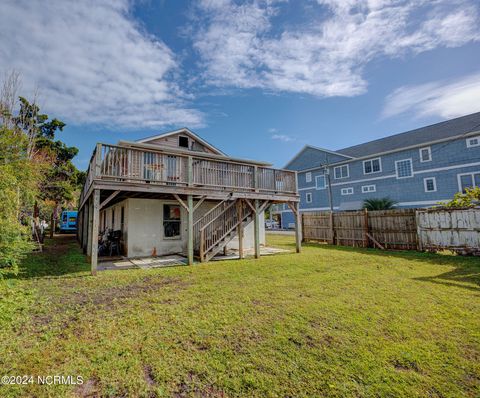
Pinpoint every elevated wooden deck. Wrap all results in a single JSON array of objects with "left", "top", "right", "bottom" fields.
[{"left": 79, "top": 143, "right": 299, "bottom": 208}]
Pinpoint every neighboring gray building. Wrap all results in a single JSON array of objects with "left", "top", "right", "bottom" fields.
[{"left": 274, "top": 112, "right": 480, "bottom": 228}]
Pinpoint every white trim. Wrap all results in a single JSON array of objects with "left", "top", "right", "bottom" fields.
[
  {"left": 305, "top": 192, "right": 313, "bottom": 203},
  {"left": 395, "top": 158, "right": 413, "bottom": 179},
  {"left": 423, "top": 177, "right": 437, "bottom": 192},
  {"left": 413, "top": 160, "right": 480, "bottom": 175},
  {"left": 298, "top": 186, "right": 316, "bottom": 191},
  {"left": 457, "top": 171, "right": 480, "bottom": 192},
  {"left": 284, "top": 144, "right": 353, "bottom": 169},
  {"left": 363, "top": 157, "right": 382, "bottom": 175},
  {"left": 361, "top": 184, "right": 376, "bottom": 193},
  {"left": 340, "top": 187, "right": 354, "bottom": 195},
  {"left": 396, "top": 200, "right": 450, "bottom": 206},
  {"left": 332, "top": 174, "right": 397, "bottom": 186},
  {"left": 301, "top": 207, "right": 340, "bottom": 211},
  {"left": 419, "top": 146, "right": 432, "bottom": 162},
  {"left": 136, "top": 128, "right": 226, "bottom": 156},
  {"left": 296, "top": 129, "right": 480, "bottom": 172},
  {"left": 334, "top": 164, "right": 349, "bottom": 179},
  {"left": 466, "top": 136, "right": 480, "bottom": 148},
  {"left": 315, "top": 175, "right": 327, "bottom": 190}
]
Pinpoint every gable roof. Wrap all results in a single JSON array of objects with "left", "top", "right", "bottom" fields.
[
  {"left": 336, "top": 112, "right": 480, "bottom": 158},
  {"left": 136, "top": 128, "right": 227, "bottom": 156},
  {"left": 284, "top": 145, "right": 353, "bottom": 170}
]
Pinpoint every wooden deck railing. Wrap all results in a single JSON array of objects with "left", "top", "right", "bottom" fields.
[{"left": 80, "top": 143, "right": 297, "bottom": 207}]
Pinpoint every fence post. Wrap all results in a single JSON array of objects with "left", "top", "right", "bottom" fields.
[
  {"left": 416, "top": 211, "right": 423, "bottom": 251},
  {"left": 364, "top": 208, "right": 369, "bottom": 248},
  {"left": 329, "top": 211, "right": 335, "bottom": 245}
]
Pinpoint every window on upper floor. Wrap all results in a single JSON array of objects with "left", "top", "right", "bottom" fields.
[
  {"left": 361, "top": 184, "right": 376, "bottom": 193},
  {"left": 419, "top": 146, "right": 431, "bottom": 162},
  {"left": 305, "top": 172, "right": 312, "bottom": 183},
  {"left": 341, "top": 187, "right": 354, "bottom": 195},
  {"left": 178, "top": 136, "right": 189, "bottom": 148},
  {"left": 316, "top": 175, "right": 326, "bottom": 190},
  {"left": 334, "top": 165, "right": 349, "bottom": 179},
  {"left": 395, "top": 159, "right": 413, "bottom": 178},
  {"left": 306, "top": 192, "right": 312, "bottom": 203},
  {"left": 466, "top": 136, "right": 480, "bottom": 148},
  {"left": 363, "top": 158, "right": 381, "bottom": 174},
  {"left": 423, "top": 177, "right": 436, "bottom": 192},
  {"left": 458, "top": 172, "right": 480, "bottom": 193}
]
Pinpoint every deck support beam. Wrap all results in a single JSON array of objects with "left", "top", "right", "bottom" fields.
[
  {"left": 288, "top": 201, "right": 302, "bottom": 253},
  {"left": 86, "top": 196, "right": 93, "bottom": 258},
  {"left": 187, "top": 194, "right": 194, "bottom": 265},
  {"left": 100, "top": 190, "right": 120, "bottom": 210},
  {"left": 237, "top": 200, "right": 244, "bottom": 259},
  {"left": 91, "top": 189, "right": 100, "bottom": 276},
  {"left": 254, "top": 199, "right": 260, "bottom": 259}
]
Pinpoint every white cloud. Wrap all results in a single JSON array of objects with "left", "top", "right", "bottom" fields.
[
  {"left": 272, "top": 133, "right": 295, "bottom": 142},
  {"left": 0, "top": 0, "right": 203, "bottom": 128},
  {"left": 192, "top": 0, "right": 480, "bottom": 97},
  {"left": 382, "top": 73, "right": 480, "bottom": 119}
]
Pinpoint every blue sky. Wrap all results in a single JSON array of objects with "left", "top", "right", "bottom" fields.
[{"left": 1, "top": 0, "right": 480, "bottom": 169}]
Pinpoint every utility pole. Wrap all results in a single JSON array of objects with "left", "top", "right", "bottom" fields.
[{"left": 325, "top": 154, "right": 334, "bottom": 212}]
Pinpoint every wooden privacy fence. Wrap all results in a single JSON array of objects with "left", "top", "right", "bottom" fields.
[
  {"left": 302, "top": 209, "right": 418, "bottom": 250},
  {"left": 417, "top": 209, "right": 480, "bottom": 254}
]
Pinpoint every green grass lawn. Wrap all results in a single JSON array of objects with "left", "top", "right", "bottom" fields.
[{"left": 0, "top": 234, "right": 479, "bottom": 397}]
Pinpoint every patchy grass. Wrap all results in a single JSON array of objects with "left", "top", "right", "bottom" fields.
[{"left": 0, "top": 234, "right": 479, "bottom": 397}]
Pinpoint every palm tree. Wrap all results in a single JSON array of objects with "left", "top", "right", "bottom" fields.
[{"left": 363, "top": 197, "right": 397, "bottom": 211}]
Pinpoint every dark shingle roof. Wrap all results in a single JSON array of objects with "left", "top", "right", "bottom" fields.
[{"left": 336, "top": 112, "right": 480, "bottom": 158}]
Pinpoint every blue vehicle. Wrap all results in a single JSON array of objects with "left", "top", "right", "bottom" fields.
[{"left": 59, "top": 211, "right": 78, "bottom": 233}]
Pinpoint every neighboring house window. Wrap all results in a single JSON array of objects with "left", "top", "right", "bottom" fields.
[
  {"left": 334, "top": 165, "right": 349, "bottom": 179},
  {"left": 164, "top": 204, "right": 181, "bottom": 238},
  {"left": 395, "top": 159, "right": 413, "bottom": 178},
  {"left": 306, "top": 192, "right": 312, "bottom": 203},
  {"left": 178, "top": 136, "right": 189, "bottom": 148},
  {"left": 423, "top": 177, "right": 437, "bottom": 192},
  {"left": 305, "top": 172, "right": 312, "bottom": 183},
  {"left": 341, "top": 187, "right": 354, "bottom": 195},
  {"left": 419, "top": 147, "right": 431, "bottom": 162},
  {"left": 466, "top": 136, "right": 480, "bottom": 148},
  {"left": 316, "top": 175, "right": 327, "bottom": 189},
  {"left": 363, "top": 158, "right": 381, "bottom": 174},
  {"left": 362, "top": 184, "right": 376, "bottom": 193},
  {"left": 458, "top": 172, "right": 480, "bottom": 193}
]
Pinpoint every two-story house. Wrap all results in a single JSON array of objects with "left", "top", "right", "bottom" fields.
[{"left": 273, "top": 112, "right": 480, "bottom": 228}]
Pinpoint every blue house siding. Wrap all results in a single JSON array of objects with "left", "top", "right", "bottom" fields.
[
  {"left": 293, "top": 135, "right": 480, "bottom": 213},
  {"left": 285, "top": 146, "right": 351, "bottom": 171}
]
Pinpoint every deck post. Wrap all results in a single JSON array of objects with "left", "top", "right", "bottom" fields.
[
  {"left": 91, "top": 189, "right": 100, "bottom": 276},
  {"left": 82, "top": 201, "right": 88, "bottom": 251},
  {"left": 86, "top": 196, "right": 93, "bottom": 258},
  {"left": 237, "top": 200, "right": 244, "bottom": 259},
  {"left": 254, "top": 199, "right": 260, "bottom": 259},
  {"left": 294, "top": 202, "right": 302, "bottom": 253},
  {"left": 187, "top": 194, "right": 194, "bottom": 265}
]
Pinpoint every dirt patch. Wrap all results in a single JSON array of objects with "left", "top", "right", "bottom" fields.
[
  {"left": 75, "top": 377, "right": 100, "bottom": 398},
  {"left": 173, "top": 371, "right": 225, "bottom": 398},
  {"left": 392, "top": 359, "right": 421, "bottom": 373}
]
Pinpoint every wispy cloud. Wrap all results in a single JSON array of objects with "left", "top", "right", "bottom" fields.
[
  {"left": 0, "top": 0, "right": 204, "bottom": 128},
  {"left": 272, "top": 133, "right": 295, "bottom": 142},
  {"left": 268, "top": 127, "right": 278, "bottom": 133},
  {"left": 192, "top": 0, "right": 480, "bottom": 97},
  {"left": 382, "top": 73, "right": 480, "bottom": 119}
]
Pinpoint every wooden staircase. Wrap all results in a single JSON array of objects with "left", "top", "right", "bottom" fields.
[{"left": 193, "top": 199, "right": 254, "bottom": 262}]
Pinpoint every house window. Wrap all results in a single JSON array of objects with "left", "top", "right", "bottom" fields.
[
  {"left": 362, "top": 184, "right": 376, "bottom": 193},
  {"left": 111, "top": 209, "right": 115, "bottom": 229},
  {"left": 423, "top": 177, "right": 437, "bottom": 192},
  {"left": 395, "top": 159, "right": 413, "bottom": 178},
  {"left": 305, "top": 172, "right": 312, "bottom": 183},
  {"left": 178, "top": 136, "right": 189, "bottom": 148},
  {"left": 315, "top": 175, "right": 326, "bottom": 190},
  {"left": 120, "top": 206, "right": 125, "bottom": 231},
  {"left": 334, "top": 165, "right": 349, "bottom": 179},
  {"left": 306, "top": 192, "right": 312, "bottom": 203},
  {"left": 466, "top": 136, "right": 480, "bottom": 148},
  {"left": 458, "top": 172, "right": 480, "bottom": 193},
  {"left": 419, "top": 147, "right": 431, "bottom": 162},
  {"left": 163, "top": 204, "right": 181, "bottom": 238},
  {"left": 363, "top": 158, "right": 381, "bottom": 174},
  {"left": 341, "top": 187, "right": 354, "bottom": 195}
]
